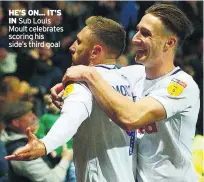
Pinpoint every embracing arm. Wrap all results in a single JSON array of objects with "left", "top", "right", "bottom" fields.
[{"left": 62, "top": 66, "right": 166, "bottom": 131}]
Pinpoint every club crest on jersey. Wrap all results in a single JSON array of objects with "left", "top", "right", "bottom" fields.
[
  {"left": 63, "top": 84, "right": 74, "bottom": 99},
  {"left": 167, "top": 78, "right": 187, "bottom": 96}
]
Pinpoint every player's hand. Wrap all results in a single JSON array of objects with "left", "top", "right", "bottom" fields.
[
  {"left": 62, "top": 65, "right": 94, "bottom": 86},
  {"left": 5, "top": 128, "right": 46, "bottom": 161},
  {"left": 50, "top": 83, "right": 64, "bottom": 109}
]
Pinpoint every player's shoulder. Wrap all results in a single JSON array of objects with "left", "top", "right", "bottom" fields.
[
  {"left": 93, "top": 64, "right": 133, "bottom": 88},
  {"left": 164, "top": 68, "right": 200, "bottom": 96},
  {"left": 94, "top": 64, "right": 116, "bottom": 72},
  {"left": 62, "top": 81, "right": 91, "bottom": 100},
  {"left": 93, "top": 64, "right": 124, "bottom": 80},
  {"left": 118, "top": 65, "right": 146, "bottom": 88},
  {"left": 119, "top": 65, "right": 145, "bottom": 77},
  {"left": 172, "top": 70, "right": 199, "bottom": 90}
]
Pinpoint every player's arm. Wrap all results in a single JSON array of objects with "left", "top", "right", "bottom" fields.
[
  {"left": 42, "top": 100, "right": 90, "bottom": 154},
  {"left": 62, "top": 66, "right": 166, "bottom": 131},
  {"left": 5, "top": 83, "right": 92, "bottom": 160},
  {"left": 82, "top": 73, "right": 166, "bottom": 131}
]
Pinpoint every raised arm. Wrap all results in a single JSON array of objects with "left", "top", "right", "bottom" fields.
[{"left": 62, "top": 65, "right": 166, "bottom": 131}]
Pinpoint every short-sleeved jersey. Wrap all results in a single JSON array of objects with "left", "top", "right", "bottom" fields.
[
  {"left": 119, "top": 65, "right": 200, "bottom": 182},
  {"left": 62, "top": 64, "right": 136, "bottom": 182}
]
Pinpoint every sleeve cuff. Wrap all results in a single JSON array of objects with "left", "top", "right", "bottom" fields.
[
  {"left": 149, "top": 95, "right": 170, "bottom": 118},
  {"left": 40, "top": 137, "right": 51, "bottom": 155}
]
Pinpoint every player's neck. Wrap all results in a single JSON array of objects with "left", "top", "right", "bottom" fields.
[
  {"left": 89, "top": 58, "right": 116, "bottom": 66},
  {"left": 102, "top": 58, "right": 116, "bottom": 65},
  {"left": 146, "top": 65, "right": 175, "bottom": 80},
  {"left": 145, "top": 60, "right": 175, "bottom": 80}
]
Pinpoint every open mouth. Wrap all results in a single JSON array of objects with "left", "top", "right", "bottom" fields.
[{"left": 135, "top": 49, "right": 147, "bottom": 60}]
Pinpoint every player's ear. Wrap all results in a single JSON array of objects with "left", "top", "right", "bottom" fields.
[
  {"left": 91, "top": 45, "right": 102, "bottom": 59},
  {"left": 164, "top": 37, "right": 177, "bottom": 52}
]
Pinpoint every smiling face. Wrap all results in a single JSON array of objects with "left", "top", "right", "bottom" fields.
[
  {"left": 69, "top": 26, "right": 94, "bottom": 66},
  {"left": 132, "top": 14, "right": 169, "bottom": 67}
]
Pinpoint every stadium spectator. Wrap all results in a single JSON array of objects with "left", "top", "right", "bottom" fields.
[{"left": 1, "top": 101, "right": 73, "bottom": 182}]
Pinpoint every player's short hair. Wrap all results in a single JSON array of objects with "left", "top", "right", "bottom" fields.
[
  {"left": 86, "top": 16, "right": 126, "bottom": 58},
  {"left": 145, "top": 3, "right": 194, "bottom": 46}
]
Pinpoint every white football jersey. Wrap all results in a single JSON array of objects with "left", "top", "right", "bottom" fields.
[
  {"left": 63, "top": 64, "right": 136, "bottom": 182},
  {"left": 120, "top": 65, "right": 200, "bottom": 182}
]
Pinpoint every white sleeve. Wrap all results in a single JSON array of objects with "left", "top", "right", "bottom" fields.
[
  {"left": 41, "top": 83, "right": 93, "bottom": 154},
  {"left": 149, "top": 79, "right": 200, "bottom": 118}
]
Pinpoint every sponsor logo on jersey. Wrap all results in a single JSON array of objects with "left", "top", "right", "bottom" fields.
[
  {"left": 167, "top": 78, "right": 187, "bottom": 96},
  {"left": 63, "top": 84, "right": 74, "bottom": 99},
  {"left": 137, "top": 122, "right": 158, "bottom": 134}
]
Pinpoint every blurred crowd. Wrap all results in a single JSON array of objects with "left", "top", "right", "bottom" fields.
[{"left": 0, "top": 1, "right": 203, "bottom": 181}]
